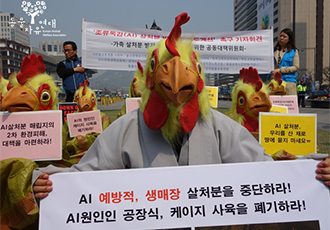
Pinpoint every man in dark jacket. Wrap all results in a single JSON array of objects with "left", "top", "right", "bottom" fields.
[{"left": 57, "top": 41, "right": 87, "bottom": 102}]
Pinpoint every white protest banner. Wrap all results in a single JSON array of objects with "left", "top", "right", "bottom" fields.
[
  {"left": 270, "top": 95, "right": 299, "bottom": 113},
  {"left": 0, "top": 110, "right": 62, "bottom": 161},
  {"left": 82, "top": 21, "right": 274, "bottom": 74},
  {"left": 39, "top": 160, "right": 330, "bottom": 230},
  {"left": 67, "top": 110, "right": 102, "bottom": 137}
]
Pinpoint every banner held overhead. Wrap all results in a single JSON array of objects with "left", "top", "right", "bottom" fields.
[{"left": 82, "top": 21, "right": 274, "bottom": 74}]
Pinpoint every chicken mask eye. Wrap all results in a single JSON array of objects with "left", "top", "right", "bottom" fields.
[
  {"left": 91, "top": 95, "right": 95, "bottom": 103},
  {"left": 40, "top": 90, "right": 51, "bottom": 103},
  {"left": 197, "top": 62, "right": 202, "bottom": 75},
  {"left": 268, "top": 83, "right": 274, "bottom": 91},
  {"left": 150, "top": 57, "right": 156, "bottom": 72},
  {"left": 238, "top": 95, "right": 245, "bottom": 106}
]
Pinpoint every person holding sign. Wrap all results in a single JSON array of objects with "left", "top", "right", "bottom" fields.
[
  {"left": 270, "top": 28, "right": 299, "bottom": 95},
  {"left": 33, "top": 13, "right": 330, "bottom": 201}
]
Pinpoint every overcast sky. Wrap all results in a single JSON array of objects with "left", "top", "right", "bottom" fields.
[{"left": 1, "top": 0, "right": 234, "bottom": 51}]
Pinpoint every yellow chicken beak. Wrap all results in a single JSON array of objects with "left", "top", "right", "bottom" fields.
[
  {"left": 155, "top": 56, "right": 197, "bottom": 105},
  {"left": 248, "top": 90, "right": 272, "bottom": 117},
  {"left": 78, "top": 95, "right": 92, "bottom": 112},
  {"left": 1, "top": 86, "right": 38, "bottom": 112}
]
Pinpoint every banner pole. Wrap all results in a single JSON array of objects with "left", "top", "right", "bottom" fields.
[{"left": 81, "top": 18, "right": 85, "bottom": 67}]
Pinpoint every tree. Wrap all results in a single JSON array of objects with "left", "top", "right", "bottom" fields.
[
  {"left": 21, "top": 1, "right": 47, "bottom": 24},
  {"left": 322, "top": 66, "right": 330, "bottom": 90}
]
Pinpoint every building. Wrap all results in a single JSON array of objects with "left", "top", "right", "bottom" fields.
[
  {"left": 30, "top": 46, "right": 62, "bottom": 85},
  {"left": 205, "top": 73, "right": 216, "bottom": 86},
  {"left": 234, "top": 0, "right": 330, "bottom": 89},
  {"left": 0, "top": 12, "right": 29, "bottom": 46},
  {"left": 0, "top": 39, "right": 30, "bottom": 78},
  {"left": 0, "top": 12, "right": 30, "bottom": 78},
  {"left": 39, "top": 40, "right": 63, "bottom": 56}
]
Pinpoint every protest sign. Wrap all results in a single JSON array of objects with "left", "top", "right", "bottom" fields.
[
  {"left": 270, "top": 95, "right": 298, "bottom": 113},
  {"left": 58, "top": 102, "right": 78, "bottom": 123},
  {"left": 67, "top": 110, "right": 102, "bottom": 137},
  {"left": 39, "top": 160, "right": 330, "bottom": 229},
  {"left": 270, "top": 105, "right": 288, "bottom": 113},
  {"left": 259, "top": 112, "right": 317, "bottom": 155},
  {"left": 0, "top": 110, "right": 62, "bottom": 161},
  {"left": 126, "top": 98, "right": 142, "bottom": 114},
  {"left": 82, "top": 21, "right": 274, "bottom": 74},
  {"left": 206, "top": 86, "right": 218, "bottom": 108}
]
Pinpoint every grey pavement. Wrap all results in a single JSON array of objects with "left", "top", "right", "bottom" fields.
[
  {"left": 299, "top": 103, "right": 330, "bottom": 132},
  {"left": 98, "top": 99, "right": 125, "bottom": 111},
  {"left": 98, "top": 99, "right": 330, "bottom": 132}
]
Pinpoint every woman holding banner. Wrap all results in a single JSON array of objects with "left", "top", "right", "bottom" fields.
[{"left": 270, "top": 28, "right": 299, "bottom": 95}]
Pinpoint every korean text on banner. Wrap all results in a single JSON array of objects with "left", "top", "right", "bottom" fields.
[
  {"left": 0, "top": 110, "right": 62, "bottom": 161},
  {"left": 82, "top": 21, "right": 274, "bottom": 74},
  {"left": 39, "top": 160, "right": 330, "bottom": 230},
  {"left": 259, "top": 112, "right": 317, "bottom": 155}
]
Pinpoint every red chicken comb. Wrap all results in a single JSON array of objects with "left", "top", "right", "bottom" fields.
[
  {"left": 165, "top": 12, "right": 190, "bottom": 57},
  {"left": 274, "top": 72, "right": 283, "bottom": 85},
  {"left": 82, "top": 79, "right": 89, "bottom": 96},
  {"left": 137, "top": 61, "right": 144, "bottom": 74},
  {"left": 239, "top": 67, "right": 262, "bottom": 91},
  {"left": 16, "top": 53, "right": 46, "bottom": 85}
]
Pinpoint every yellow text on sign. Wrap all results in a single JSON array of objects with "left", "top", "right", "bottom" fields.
[
  {"left": 206, "top": 86, "right": 218, "bottom": 108},
  {"left": 259, "top": 113, "right": 316, "bottom": 155}
]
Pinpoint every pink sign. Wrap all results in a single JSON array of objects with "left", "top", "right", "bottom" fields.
[
  {"left": 270, "top": 95, "right": 299, "bottom": 113},
  {"left": 0, "top": 111, "right": 62, "bottom": 161},
  {"left": 67, "top": 110, "right": 102, "bottom": 137},
  {"left": 126, "top": 97, "right": 142, "bottom": 114}
]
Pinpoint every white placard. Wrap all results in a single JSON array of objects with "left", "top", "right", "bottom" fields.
[
  {"left": 270, "top": 95, "right": 299, "bottom": 114},
  {"left": 67, "top": 110, "right": 103, "bottom": 137},
  {"left": 40, "top": 160, "right": 330, "bottom": 229},
  {"left": 0, "top": 110, "right": 62, "bottom": 161},
  {"left": 126, "top": 98, "right": 142, "bottom": 114}
]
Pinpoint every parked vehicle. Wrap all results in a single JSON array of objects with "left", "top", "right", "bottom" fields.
[{"left": 307, "top": 90, "right": 330, "bottom": 100}]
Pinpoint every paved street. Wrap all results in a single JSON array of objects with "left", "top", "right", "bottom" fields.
[
  {"left": 98, "top": 99, "right": 330, "bottom": 132},
  {"left": 98, "top": 99, "right": 125, "bottom": 111}
]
